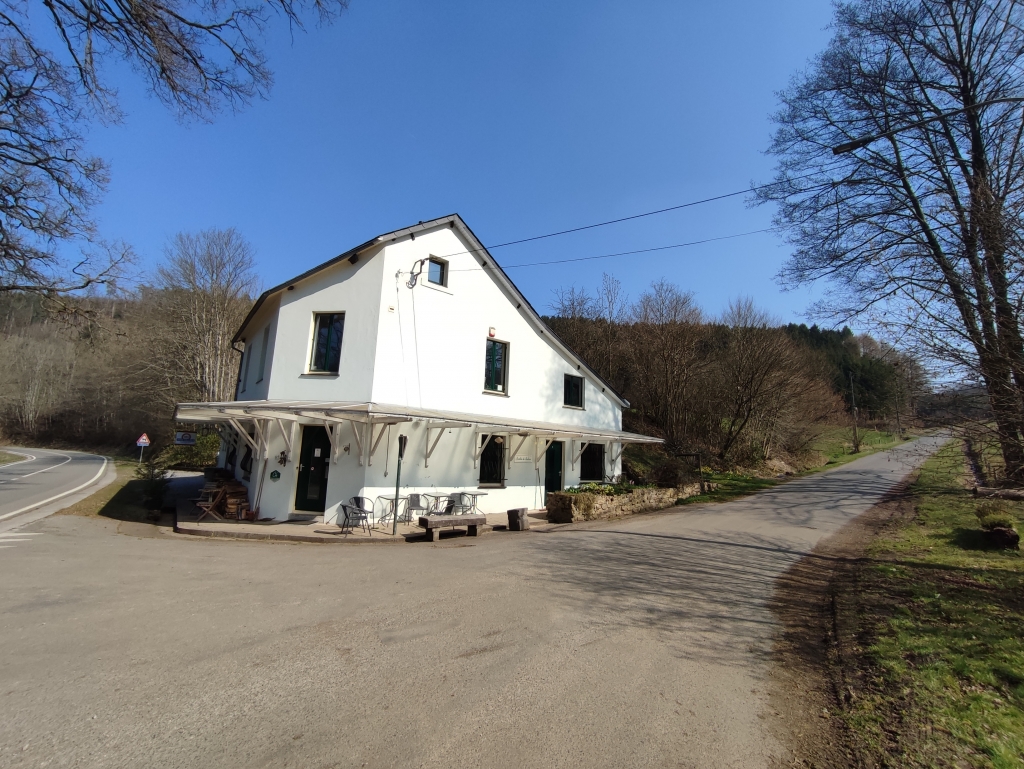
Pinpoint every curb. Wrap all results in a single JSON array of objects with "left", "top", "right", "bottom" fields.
[{"left": 174, "top": 523, "right": 413, "bottom": 544}]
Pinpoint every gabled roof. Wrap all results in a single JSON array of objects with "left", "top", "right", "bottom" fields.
[{"left": 233, "top": 214, "right": 629, "bottom": 408}]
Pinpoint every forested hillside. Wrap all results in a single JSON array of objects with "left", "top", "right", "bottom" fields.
[
  {"left": 545, "top": 276, "right": 925, "bottom": 466},
  {"left": 0, "top": 229, "right": 256, "bottom": 452}
]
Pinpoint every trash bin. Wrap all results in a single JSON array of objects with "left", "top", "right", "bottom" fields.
[{"left": 507, "top": 508, "right": 529, "bottom": 531}]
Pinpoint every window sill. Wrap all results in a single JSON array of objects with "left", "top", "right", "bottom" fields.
[
  {"left": 562, "top": 404, "right": 585, "bottom": 411},
  {"left": 482, "top": 390, "right": 509, "bottom": 397},
  {"left": 422, "top": 281, "right": 452, "bottom": 295},
  {"left": 478, "top": 483, "right": 505, "bottom": 489},
  {"left": 301, "top": 371, "right": 340, "bottom": 378}
]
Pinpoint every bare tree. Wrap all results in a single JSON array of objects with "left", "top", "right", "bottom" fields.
[
  {"left": 757, "top": 0, "right": 1024, "bottom": 480},
  {"left": 625, "top": 280, "right": 708, "bottom": 449},
  {"left": 151, "top": 228, "right": 259, "bottom": 404},
  {"left": 0, "top": 0, "right": 347, "bottom": 296}
]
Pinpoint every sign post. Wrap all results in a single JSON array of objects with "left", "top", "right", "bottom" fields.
[
  {"left": 393, "top": 435, "right": 407, "bottom": 535},
  {"left": 136, "top": 433, "right": 151, "bottom": 464}
]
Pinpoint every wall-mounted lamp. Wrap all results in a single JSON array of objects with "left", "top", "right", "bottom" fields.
[
  {"left": 343, "top": 444, "right": 351, "bottom": 454},
  {"left": 348, "top": 254, "right": 359, "bottom": 265}
]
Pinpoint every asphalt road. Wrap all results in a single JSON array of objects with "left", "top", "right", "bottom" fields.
[
  {"left": 0, "top": 434, "right": 947, "bottom": 769},
  {"left": 0, "top": 448, "right": 110, "bottom": 528}
]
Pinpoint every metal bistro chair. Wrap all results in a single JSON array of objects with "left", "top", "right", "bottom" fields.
[
  {"left": 434, "top": 493, "right": 473, "bottom": 516},
  {"left": 406, "top": 494, "right": 430, "bottom": 521},
  {"left": 342, "top": 496, "right": 374, "bottom": 535}
]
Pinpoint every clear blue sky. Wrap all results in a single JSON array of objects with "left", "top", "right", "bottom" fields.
[{"left": 84, "top": 0, "right": 836, "bottom": 322}]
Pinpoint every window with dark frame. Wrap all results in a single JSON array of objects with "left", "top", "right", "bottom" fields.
[
  {"left": 580, "top": 443, "right": 606, "bottom": 483},
  {"left": 310, "top": 313, "right": 345, "bottom": 373},
  {"left": 427, "top": 258, "right": 447, "bottom": 286},
  {"left": 479, "top": 435, "right": 505, "bottom": 486},
  {"left": 484, "top": 339, "right": 508, "bottom": 393},
  {"left": 256, "top": 326, "right": 270, "bottom": 383},
  {"left": 564, "top": 374, "right": 584, "bottom": 408}
]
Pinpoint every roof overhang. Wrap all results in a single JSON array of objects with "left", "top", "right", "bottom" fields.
[{"left": 174, "top": 400, "right": 662, "bottom": 445}]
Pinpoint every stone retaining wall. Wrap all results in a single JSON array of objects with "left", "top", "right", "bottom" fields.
[{"left": 546, "top": 483, "right": 702, "bottom": 524}]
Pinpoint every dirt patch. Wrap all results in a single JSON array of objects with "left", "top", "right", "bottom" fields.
[{"left": 768, "top": 479, "right": 919, "bottom": 768}]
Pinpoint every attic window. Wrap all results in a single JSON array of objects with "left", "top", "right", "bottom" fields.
[{"left": 427, "top": 258, "right": 447, "bottom": 287}]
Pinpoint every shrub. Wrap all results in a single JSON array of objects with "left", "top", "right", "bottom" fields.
[
  {"left": 157, "top": 433, "right": 221, "bottom": 470},
  {"left": 975, "top": 499, "right": 1010, "bottom": 519},
  {"left": 649, "top": 457, "right": 693, "bottom": 488},
  {"left": 135, "top": 461, "right": 170, "bottom": 510},
  {"left": 979, "top": 512, "right": 1016, "bottom": 531}
]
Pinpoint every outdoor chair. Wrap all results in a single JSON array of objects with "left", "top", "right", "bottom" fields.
[
  {"left": 407, "top": 494, "right": 430, "bottom": 519},
  {"left": 347, "top": 496, "right": 375, "bottom": 524},
  {"left": 340, "top": 503, "right": 371, "bottom": 535},
  {"left": 450, "top": 493, "right": 474, "bottom": 515}
]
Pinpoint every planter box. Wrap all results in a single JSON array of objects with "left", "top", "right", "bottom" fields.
[{"left": 546, "top": 483, "right": 702, "bottom": 524}]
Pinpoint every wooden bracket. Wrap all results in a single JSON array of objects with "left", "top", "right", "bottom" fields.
[
  {"left": 571, "top": 440, "right": 590, "bottom": 471},
  {"left": 473, "top": 432, "right": 495, "bottom": 469},
  {"left": 534, "top": 437, "right": 555, "bottom": 470},
  {"left": 507, "top": 433, "right": 530, "bottom": 469},
  {"left": 227, "top": 418, "right": 259, "bottom": 454},
  {"left": 367, "top": 423, "right": 389, "bottom": 465}
]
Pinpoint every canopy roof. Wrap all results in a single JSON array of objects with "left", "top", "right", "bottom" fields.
[{"left": 175, "top": 399, "right": 662, "bottom": 444}]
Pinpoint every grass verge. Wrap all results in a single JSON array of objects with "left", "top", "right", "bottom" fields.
[
  {"left": 0, "top": 450, "right": 26, "bottom": 466},
  {"left": 841, "top": 442, "right": 1024, "bottom": 767},
  {"left": 809, "top": 426, "right": 903, "bottom": 469},
  {"left": 57, "top": 461, "right": 159, "bottom": 523},
  {"left": 677, "top": 472, "right": 780, "bottom": 504}
]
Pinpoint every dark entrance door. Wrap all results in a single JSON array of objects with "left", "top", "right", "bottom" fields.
[
  {"left": 545, "top": 441, "right": 564, "bottom": 495},
  {"left": 295, "top": 425, "right": 332, "bottom": 512}
]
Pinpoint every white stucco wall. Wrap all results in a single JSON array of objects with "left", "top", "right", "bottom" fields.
[{"left": 227, "top": 220, "right": 625, "bottom": 520}]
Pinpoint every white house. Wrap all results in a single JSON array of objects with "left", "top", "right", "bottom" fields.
[{"left": 174, "top": 214, "right": 661, "bottom": 522}]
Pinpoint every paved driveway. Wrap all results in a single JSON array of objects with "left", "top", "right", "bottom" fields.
[{"left": 0, "top": 435, "right": 946, "bottom": 769}]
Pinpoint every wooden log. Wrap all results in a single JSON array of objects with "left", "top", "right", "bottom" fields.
[{"left": 974, "top": 486, "right": 1024, "bottom": 500}]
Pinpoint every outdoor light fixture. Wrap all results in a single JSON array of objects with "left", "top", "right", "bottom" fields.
[{"left": 488, "top": 327, "right": 496, "bottom": 337}]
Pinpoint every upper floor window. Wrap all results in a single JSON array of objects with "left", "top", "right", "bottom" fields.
[
  {"left": 484, "top": 339, "right": 508, "bottom": 393},
  {"left": 310, "top": 313, "right": 345, "bottom": 373},
  {"left": 256, "top": 326, "right": 270, "bottom": 383},
  {"left": 240, "top": 344, "right": 252, "bottom": 393},
  {"left": 564, "top": 374, "right": 584, "bottom": 408},
  {"left": 427, "top": 258, "right": 448, "bottom": 286}
]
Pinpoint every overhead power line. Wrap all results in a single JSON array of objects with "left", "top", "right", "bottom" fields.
[
  {"left": 431, "top": 169, "right": 828, "bottom": 262},
  {"left": 446, "top": 228, "right": 774, "bottom": 272}
]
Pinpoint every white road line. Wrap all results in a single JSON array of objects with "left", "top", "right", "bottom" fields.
[
  {"left": 0, "top": 451, "right": 36, "bottom": 471},
  {"left": 0, "top": 453, "right": 72, "bottom": 484},
  {"left": 0, "top": 456, "right": 108, "bottom": 521}
]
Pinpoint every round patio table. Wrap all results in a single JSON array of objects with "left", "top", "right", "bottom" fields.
[{"left": 376, "top": 494, "right": 410, "bottom": 525}]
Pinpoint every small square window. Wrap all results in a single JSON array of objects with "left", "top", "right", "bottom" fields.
[
  {"left": 564, "top": 374, "right": 584, "bottom": 408},
  {"left": 427, "top": 258, "right": 447, "bottom": 286},
  {"left": 484, "top": 339, "right": 508, "bottom": 393},
  {"left": 310, "top": 313, "right": 345, "bottom": 373}
]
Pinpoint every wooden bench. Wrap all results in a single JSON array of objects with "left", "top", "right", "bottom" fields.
[{"left": 418, "top": 514, "right": 487, "bottom": 542}]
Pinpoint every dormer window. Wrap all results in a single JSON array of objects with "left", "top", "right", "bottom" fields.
[{"left": 427, "top": 258, "right": 448, "bottom": 286}]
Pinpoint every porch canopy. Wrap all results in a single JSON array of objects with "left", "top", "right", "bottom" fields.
[{"left": 174, "top": 399, "right": 662, "bottom": 470}]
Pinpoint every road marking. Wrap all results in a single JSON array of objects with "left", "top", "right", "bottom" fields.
[
  {"left": 0, "top": 451, "right": 36, "bottom": 471},
  {"left": 0, "top": 533, "right": 42, "bottom": 551},
  {"left": 0, "top": 456, "right": 108, "bottom": 521},
  {"left": 0, "top": 452, "right": 72, "bottom": 484}
]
